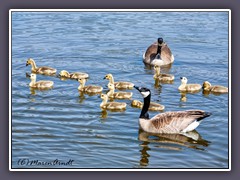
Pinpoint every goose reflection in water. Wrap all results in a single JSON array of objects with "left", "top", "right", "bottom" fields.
[
  {"left": 138, "top": 129, "right": 210, "bottom": 167},
  {"left": 29, "top": 87, "right": 53, "bottom": 95}
]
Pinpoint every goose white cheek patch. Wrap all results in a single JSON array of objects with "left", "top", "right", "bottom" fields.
[{"left": 141, "top": 91, "right": 150, "bottom": 98}]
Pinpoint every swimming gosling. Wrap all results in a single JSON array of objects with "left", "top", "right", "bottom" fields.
[
  {"left": 134, "top": 86, "right": 211, "bottom": 134},
  {"left": 77, "top": 78, "right": 103, "bottom": 93},
  {"left": 131, "top": 99, "right": 165, "bottom": 111},
  {"left": 143, "top": 37, "right": 174, "bottom": 66},
  {"left": 153, "top": 64, "right": 174, "bottom": 81},
  {"left": 100, "top": 94, "right": 127, "bottom": 111},
  {"left": 59, "top": 70, "right": 89, "bottom": 79},
  {"left": 202, "top": 81, "right": 228, "bottom": 94},
  {"left": 178, "top": 77, "right": 202, "bottom": 92},
  {"left": 104, "top": 73, "right": 134, "bottom": 89},
  {"left": 26, "top": 58, "right": 57, "bottom": 75},
  {"left": 107, "top": 83, "right": 133, "bottom": 99},
  {"left": 29, "top": 73, "right": 54, "bottom": 88}
]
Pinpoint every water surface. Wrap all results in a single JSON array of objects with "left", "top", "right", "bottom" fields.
[{"left": 11, "top": 11, "right": 229, "bottom": 169}]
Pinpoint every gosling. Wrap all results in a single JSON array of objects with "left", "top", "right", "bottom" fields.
[
  {"left": 202, "top": 81, "right": 228, "bottom": 94},
  {"left": 26, "top": 58, "right": 57, "bottom": 75},
  {"left": 77, "top": 78, "right": 103, "bottom": 93},
  {"left": 29, "top": 73, "right": 54, "bottom": 88},
  {"left": 153, "top": 65, "right": 174, "bottom": 81},
  {"left": 104, "top": 73, "right": 134, "bottom": 89},
  {"left": 131, "top": 99, "right": 165, "bottom": 111},
  {"left": 107, "top": 83, "right": 133, "bottom": 99},
  {"left": 100, "top": 94, "right": 127, "bottom": 111},
  {"left": 178, "top": 77, "right": 201, "bottom": 92},
  {"left": 59, "top": 70, "right": 89, "bottom": 79}
]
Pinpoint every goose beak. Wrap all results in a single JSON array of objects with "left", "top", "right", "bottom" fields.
[
  {"left": 103, "top": 77, "right": 106, "bottom": 79},
  {"left": 180, "top": 77, "right": 183, "bottom": 79},
  {"left": 25, "top": 73, "right": 31, "bottom": 77},
  {"left": 134, "top": 85, "right": 140, "bottom": 91},
  {"left": 26, "top": 63, "right": 29, "bottom": 66}
]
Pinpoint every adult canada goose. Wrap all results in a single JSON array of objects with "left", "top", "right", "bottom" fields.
[
  {"left": 134, "top": 86, "right": 211, "bottom": 134},
  {"left": 153, "top": 65, "right": 175, "bottom": 81},
  {"left": 59, "top": 70, "right": 89, "bottom": 79},
  {"left": 29, "top": 73, "right": 54, "bottom": 88},
  {"left": 107, "top": 83, "right": 133, "bottom": 99},
  {"left": 143, "top": 38, "right": 174, "bottom": 66},
  {"left": 77, "top": 78, "right": 103, "bottom": 93},
  {"left": 103, "top": 73, "right": 134, "bottom": 89},
  {"left": 100, "top": 94, "right": 127, "bottom": 111},
  {"left": 131, "top": 100, "right": 165, "bottom": 111},
  {"left": 178, "top": 77, "right": 202, "bottom": 92},
  {"left": 202, "top": 81, "right": 228, "bottom": 94},
  {"left": 26, "top": 58, "right": 57, "bottom": 75}
]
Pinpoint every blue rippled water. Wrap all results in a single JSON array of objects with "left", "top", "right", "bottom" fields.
[{"left": 11, "top": 11, "right": 229, "bottom": 169}]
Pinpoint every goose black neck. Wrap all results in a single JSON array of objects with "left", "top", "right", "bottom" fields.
[
  {"left": 156, "top": 44, "right": 162, "bottom": 54},
  {"left": 140, "top": 93, "right": 151, "bottom": 119}
]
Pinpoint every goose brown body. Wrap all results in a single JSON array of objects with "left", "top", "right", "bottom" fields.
[
  {"left": 134, "top": 86, "right": 211, "bottom": 134},
  {"left": 143, "top": 38, "right": 174, "bottom": 66},
  {"left": 139, "top": 110, "right": 210, "bottom": 134}
]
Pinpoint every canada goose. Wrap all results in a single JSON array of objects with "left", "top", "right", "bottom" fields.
[
  {"left": 107, "top": 83, "right": 133, "bottom": 99},
  {"left": 134, "top": 86, "right": 211, "bottom": 134},
  {"left": 100, "top": 94, "right": 127, "bottom": 111},
  {"left": 26, "top": 58, "right": 57, "bottom": 75},
  {"left": 104, "top": 73, "right": 134, "bottom": 89},
  {"left": 202, "top": 81, "right": 228, "bottom": 94},
  {"left": 29, "top": 73, "right": 54, "bottom": 88},
  {"left": 153, "top": 65, "right": 175, "bottom": 81},
  {"left": 59, "top": 70, "right": 89, "bottom": 79},
  {"left": 131, "top": 100, "right": 165, "bottom": 111},
  {"left": 77, "top": 78, "right": 103, "bottom": 93},
  {"left": 178, "top": 77, "right": 202, "bottom": 92},
  {"left": 143, "top": 37, "right": 174, "bottom": 66}
]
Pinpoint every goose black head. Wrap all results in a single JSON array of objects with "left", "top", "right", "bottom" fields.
[
  {"left": 158, "top": 37, "right": 164, "bottom": 45},
  {"left": 134, "top": 86, "right": 151, "bottom": 98}
]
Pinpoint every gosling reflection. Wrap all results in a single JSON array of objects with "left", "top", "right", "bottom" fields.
[
  {"left": 138, "top": 129, "right": 210, "bottom": 167},
  {"left": 29, "top": 87, "right": 52, "bottom": 95},
  {"left": 180, "top": 92, "right": 187, "bottom": 102},
  {"left": 78, "top": 92, "right": 86, "bottom": 104},
  {"left": 202, "top": 90, "right": 227, "bottom": 96}
]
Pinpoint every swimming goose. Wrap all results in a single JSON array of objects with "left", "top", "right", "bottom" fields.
[
  {"left": 202, "top": 81, "right": 228, "bottom": 94},
  {"left": 143, "top": 38, "right": 174, "bottom": 66},
  {"left": 178, "top": 77, "right": 202, "bottom": 92},
  {"left": 26, "top": 58, "right": 57, "bottom": 75},
  {"left": 59, "top": 70, "right": 89, "bottom": 79},
  {"left": 131, "top": 100, "right": 165, "bottom": 111},
  {"left": 103, "top": 73, "right": 134, "bottom": 89},
  {"left": 100, "top": 94, "right": 127, "bottom": 111},
  {"left": 77, "top": 78, "right": 103, "bottom": 93},
  {"left": 153, "top": 65, "right": 175, "bottom": 81},
  {"left": 134, "top": 86, "right": 211, "bottom": 134},
  {"left": 29, "top": 73, "right": 54, "bottom": 88},
  {"left": 107, "top": 83, "right": 133, "bottom": 99}
]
